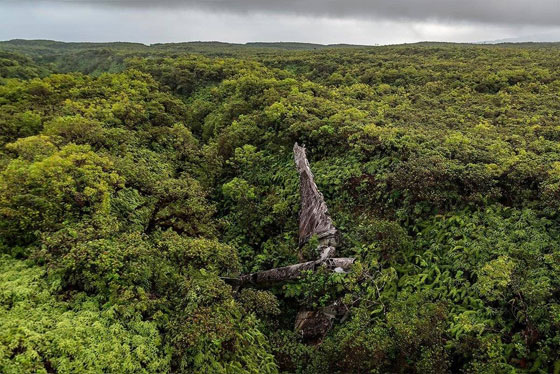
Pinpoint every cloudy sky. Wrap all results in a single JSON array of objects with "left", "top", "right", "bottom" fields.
[{"left": 1, "top": 0, "right": 560, "bottom": 45}]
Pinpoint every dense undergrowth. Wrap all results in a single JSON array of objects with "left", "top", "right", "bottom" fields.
[{"left": 1, "top": 40, "right": 560, "bottom": 373}]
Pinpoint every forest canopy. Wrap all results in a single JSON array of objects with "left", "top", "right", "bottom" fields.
[{"left": 1, "top": 40, "right": 560, "bottom": 373}]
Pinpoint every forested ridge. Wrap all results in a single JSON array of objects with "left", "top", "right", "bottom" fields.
[{"left": 1, "top": 40, "right": 560, "bottom": 373}]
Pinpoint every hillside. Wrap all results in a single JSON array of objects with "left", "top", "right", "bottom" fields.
[{"left": 1, "top": 40, "right": 560, "bottom": 373}]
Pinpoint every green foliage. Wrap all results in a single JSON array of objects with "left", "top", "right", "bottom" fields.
[
  {"left": 1, "top": 40, "right": 560, "bottom": 373},
  {"left": 0, "top": 137, "right": 122, "bottom": 246},
  {"left": 0, "top": 256, "right": 170, "bottom": 373}
]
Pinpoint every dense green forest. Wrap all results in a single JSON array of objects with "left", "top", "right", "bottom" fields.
[{"left": 1, "top": 39, "right": 560, "bottom": 373}]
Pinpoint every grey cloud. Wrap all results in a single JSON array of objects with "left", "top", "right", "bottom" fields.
[{"left": 22, "top": 0, "right": 560, "bottom": 26}]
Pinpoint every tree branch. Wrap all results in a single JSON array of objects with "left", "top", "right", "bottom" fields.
[{"left": 230, "top": 255, "right": 354, "bottom": 287}]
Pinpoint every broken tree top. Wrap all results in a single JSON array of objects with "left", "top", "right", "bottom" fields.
[
  {"left": 225, "top": 144, "right": 353, "bottom": 288},
  {"left": 293, "top": 143, "right": 338, "bottom": 247}
]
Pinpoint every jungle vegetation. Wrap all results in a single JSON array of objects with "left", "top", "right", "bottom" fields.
[{"left": 1, "top": 39, "right": 560, "bottom": 373}]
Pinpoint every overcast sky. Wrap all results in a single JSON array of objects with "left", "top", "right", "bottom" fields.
[{"left": 1, "top": 0, "right": 560, "bottom": 45}]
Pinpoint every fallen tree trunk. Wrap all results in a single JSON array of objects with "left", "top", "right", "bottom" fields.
[{"left": 233, "top": 256, "right": 355, "bottom": 287}]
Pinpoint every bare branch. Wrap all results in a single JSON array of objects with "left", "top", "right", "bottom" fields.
[{"left": 231, "top": 255, "right": 354, "bottom": 287}]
